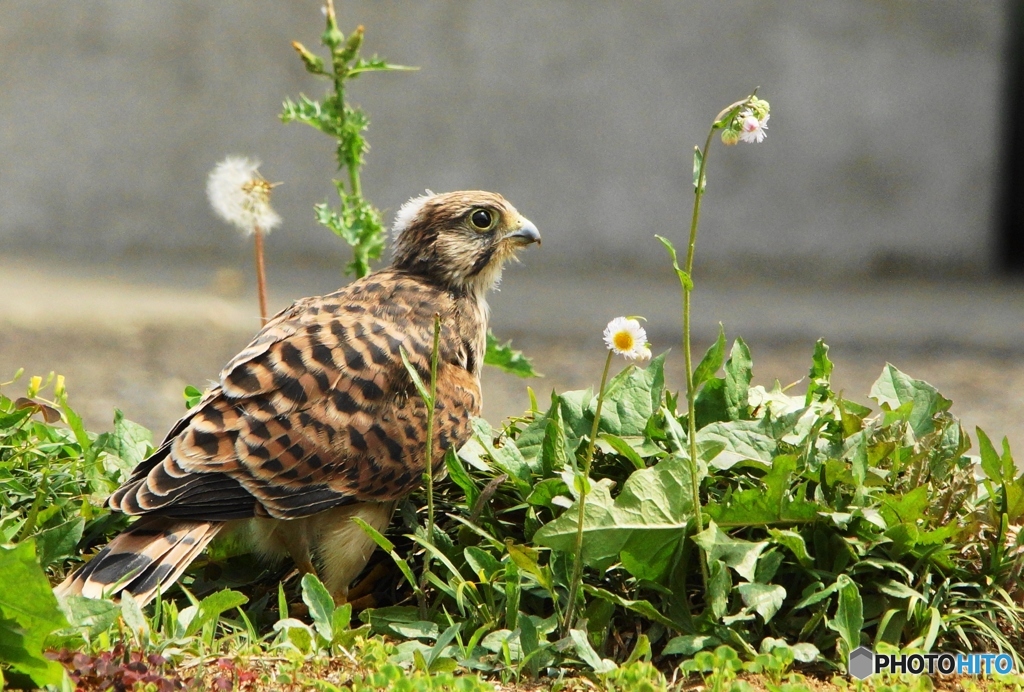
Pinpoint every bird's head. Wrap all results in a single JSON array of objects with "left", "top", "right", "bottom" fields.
[{"left": 390, "top": 190, "right": 540, "bottom": 295}]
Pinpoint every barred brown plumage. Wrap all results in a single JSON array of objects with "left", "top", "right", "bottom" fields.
[{"left": 55, "top": 190, "right": 540, "bottom": 605}]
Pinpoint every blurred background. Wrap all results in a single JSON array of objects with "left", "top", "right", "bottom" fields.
[{"left": 1, "top": 1, "right": 1022, "bottom": 452}]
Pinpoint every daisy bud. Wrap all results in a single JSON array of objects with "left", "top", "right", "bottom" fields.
[
  {"left": 207, "top": 156, "right": 282, "bottom": 236},
  {"left": 291, "top": 41, "right": 324, "bottom": 74},
  {"left": 721, "top": 128, "right": 740, "bottom": 146}
]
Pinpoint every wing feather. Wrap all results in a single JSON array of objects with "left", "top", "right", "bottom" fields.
[{"left": 109, "top": 270, "right": 482, "bottom": 521}]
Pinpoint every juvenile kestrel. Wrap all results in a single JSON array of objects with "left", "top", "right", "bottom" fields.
[{"left": 56, "top": 190, "right": 540, "bottom": 605}]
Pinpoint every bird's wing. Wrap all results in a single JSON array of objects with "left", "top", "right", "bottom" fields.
[{"left": 110, "top": 273, "right": 480, "bottom": 521}]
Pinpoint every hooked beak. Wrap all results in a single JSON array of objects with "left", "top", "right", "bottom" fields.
[{"left": 506, "top": 218, "right": 541, "bottom": 246}]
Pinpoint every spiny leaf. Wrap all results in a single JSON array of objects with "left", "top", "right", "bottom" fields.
[{"left": 484, "top": 331, "right": 541, "bottom": 378}]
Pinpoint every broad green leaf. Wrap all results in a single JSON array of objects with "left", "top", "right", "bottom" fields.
[
  {"left": 724, "top": 338, "right": 752, "bottom": 420},
  {"left": 696, "top": 420, "right": 775, "bottom": 469},
  {"left": 109, "top": 409, "right": 153, "bottom": 468},
  {"left": 869, "top": 364, "right": 951, "bottom": 438},
  {"left": 301, "top": 574, "right": 336, "bottom": 641},
  {"left": 471, "top": 418, "right": 531, "bottom": 486},
  {"left": 35, "top": 517, "right": 84, "bottom": 567},
  {"left": 663, "top": 634, "right": 721, "bottom": 656},
  {"left": 534, "top": 455, "right": 694, "bottom": 578},
  {"left": 737, "top": 583, "right": 786, "bottom": 623},
  {"left": 768, "top": 529, "right": 813, "bottom": 568},
  {"left": 976, "top": 427, "right": 1003, "bottom": 483},
  {"left": 0, "top": 541, "right": 68, "bottom": 687},
  {"left": 597, "top": 433, "right": 647, "bottom": 470},
  {"left": 594, "top": 353, "right": 667, "bottom": 438},
  {"left": 485, "top": 330, "right": 541, "bottom": 378},
  {"left": 57, "top": 596, "right": 119, "bottom": 639},
  {"left": 540, "top": 404, "right": 569, "bottom": 475},
  {"left": 827, "top": 575, "right": 863, "bottom": 651},
  {"left": 706, "top": 456, "right": 819, "bottom": 527},
  {"left": 464, "top": 546, "right": 501, "bottom": 580},
  {"left": 187, "top": 589, "right": 248, "bottom": 637},
  {"left": 693, "top": 522, "right": 767, "bottom": 582},
  {"left": 708, "top": 558, "right": 732, "bottom": 620},
  {"left": 584, "top": 586, "right": 682, "bottom": 631},
  {"left": 506, "top": 542, "right": 553, "bottom": 592},
  {"left": 693, "top": 325, "right": 727, "bottom": 389},
  {"left": 445, "top": 447, "right": 479, "bottom": 508},
  {"left": 120, "top": 592, "right": 149, "bottom": 645},
  {"left": 570, "top": 629, "right": 617, "bottom": 673}
]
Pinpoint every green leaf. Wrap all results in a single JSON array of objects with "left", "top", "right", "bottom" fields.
[
  {"left": 594, "top": 353, "right": 667, "bottom": 438},
  {"left": 484, "top": 331, "right": 541, "bottom": 378},
  {"left": 187, "top": 589, "right": 248, "bottom": 638},
  {"left": 692, "top": 146, "right": 706, "bottom": 192},
  {"left": 656, "top": 235, "right": 693, "bottom": 292},
  {"left": 768, "top": 529, "right": 813, "bottom": 568},
  {"left": 570, "top": 629, "right": 617, "bottom": 673},
  {"left": 534, "top": 455, "right": 694, "bottom": 578},
  {"left": 707, "top": 558, "right": 732, "bottom": 620},
  {"left": 399, "top": 345, "right": 431, "bottom": 405},
  {"left": 976, "top": 427, "right": 1004, "bottom": 483},
  {"left": 693, "top": 325, "right": 727, "bottom": 389},
  {"left": 0, "top": 541, "right": 68, "bottom": 687},
  {"left": 663, "top": 634, "right": 721, "bottom": 656},
  {"left": 120, "top": 592, "right": 149, "bottom": 644},
  {"left": 34, "top": 517, "right": 84, "bottom": 567},
  {"left": 737, "top": 583, "right": 786, "bottom": 623},
  {"left": 724, "top": 338, "right": 752, "bottom": 420},
  {"left": 109, "top": 409, "right": 153, "bottom": 468},
  {"left": 693, "top": 522, "right": 767, "bottom": 582},
  {"left": 471, "top": 418, "right": 531, "bottom": 487},
  {"left": 869, "top": 364, "right": 951, "bottom": 438},
  {"left": 706, "top": 455, "right": 820, "bottom": 527},
  {"left": 696, "top": 420, "right": 775, "bottom": 469},
  {"left": 806, "top": 339, "right": 834, "bottom": 405},
  {"left": 352, "top": 517, "right": 418, "bottom": 592},
  {"left": 827, "top": 575, "right": 863, "bottom": 652},
  {"left": 183, "top": 384, "right": 204, "bottom": 410},
  {"left": 445, "top": 447, "right": 479, "bottom": 508},
  {"left": 301, "top": 574, "right": 336, "bottom": 641},
  {"left": 584, "top": 586, "right": 682, "bottom": 631}
]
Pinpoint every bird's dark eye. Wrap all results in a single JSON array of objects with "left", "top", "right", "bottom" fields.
[{"left": 470, "top": 208, "right": 495, "bottom": 231}]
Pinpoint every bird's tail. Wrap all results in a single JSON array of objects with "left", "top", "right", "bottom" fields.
[{"left": 54, "top": 517, "right": 223, "bottom": 606}]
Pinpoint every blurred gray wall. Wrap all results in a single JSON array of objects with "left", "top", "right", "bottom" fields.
[{"left": 0, "top": 1, "right": 1008, "bottom": 277}]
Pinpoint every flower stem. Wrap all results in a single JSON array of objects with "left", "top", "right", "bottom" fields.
[
  {"left": 253, "top": 227, "right": 269, "bottom": 326},
  {"left": 562, "top": 349, "right": 613, "bottom": 636},
  {"left": 682, "top": 126, "right": 717, "bottom": 592},
  {"left": 419, "top": 313, "right": 441, "bottom": 619}
]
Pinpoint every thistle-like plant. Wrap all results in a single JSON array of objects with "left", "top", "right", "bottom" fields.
[{"left": 282, "top": 0, "right": 415, "bottom": 279}]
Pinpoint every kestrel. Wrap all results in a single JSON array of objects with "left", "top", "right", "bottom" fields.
[{"left": 56, "top": 190, "right": 540, "bottom": 605}]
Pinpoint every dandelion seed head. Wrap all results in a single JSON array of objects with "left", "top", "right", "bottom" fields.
[
  {"left": 603, "top": 317, "right": 651, "bottom": 361},
  {"left": 207, "top": 156, "right": 282, "bottom": 235}
]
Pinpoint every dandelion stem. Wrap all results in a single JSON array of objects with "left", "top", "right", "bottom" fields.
[
  {"left": 682, "top": 125, "right": 717, "bottom": 594},
  {"left": 253, "top": 228, "right": 269, "bottom": 326},
  {"left": 419, "top": 313, "right": 441, "bottom": 619},
  {"left": 562, "top": 349, "right": 613, "bottom": 636}
]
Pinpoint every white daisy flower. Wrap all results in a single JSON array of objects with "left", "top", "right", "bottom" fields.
[
  {"left": 738, "top": 110, "right": 769, "bottom": 144},
  {"left": 207, "top": 156, "right": 282, "bottom": 235},
  {"left": 603, "top": 317, "right": 651, "bottom": 361}
]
